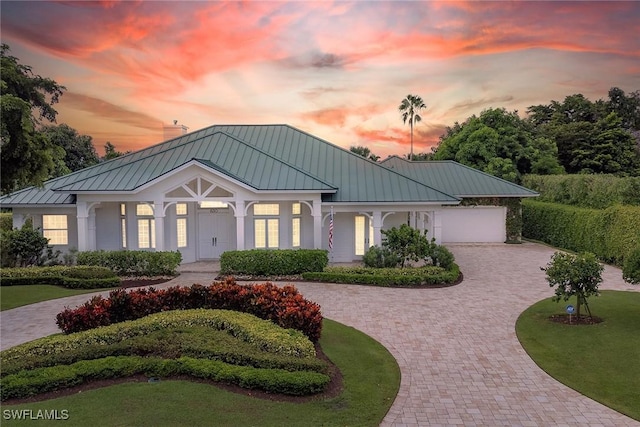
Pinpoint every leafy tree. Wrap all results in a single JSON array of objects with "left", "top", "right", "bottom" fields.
[
  {"left": 399, "top": 94, "right": 426, "bottom": 160},
  {"left": 41, "top": 124, "right": 99, "bottom": 175},
  {"left": 434, "top": 108, "right": 563, "bottom": 182},
  {"left": 606, "top": 87, "right": 640, "bottom": 131},
  {"left": 405, "top": 152, "right": 433, "bottom": 161},
  {"left": 102, "top": 142, "right": 128, "bottom": 161},
  {"left": 381, "top": 224, "right": 429, "bottom": 268},
  {"left": 542, "top": 252, "right": 604, "bottom": 321},
  {"left": 349, "top": 145, "right": 379, "bottom": 161},
  {"left": 1, "top": 44, "right": 66, "bottom": 193}
]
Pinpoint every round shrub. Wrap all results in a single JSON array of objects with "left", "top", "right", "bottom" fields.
[{"left": 363, "top": 246, "right": 400, "bottom": 268}]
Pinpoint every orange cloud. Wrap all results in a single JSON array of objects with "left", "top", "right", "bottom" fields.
[{"left": 301, "top": 104, "right": 386, "bottom": 127}]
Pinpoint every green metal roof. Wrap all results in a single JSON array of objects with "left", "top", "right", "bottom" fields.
[
  {"left": 0, "top": 125, "right": 460, "bottom": 205},
  {"left": 380, "top": 156, "right": 539, "bottom": 197}
]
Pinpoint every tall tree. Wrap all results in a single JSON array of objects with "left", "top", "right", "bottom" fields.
[
  {"left": 41, "top": 124, "right": 99, "bottom": 175},
  {"left": 433, "top": 108, "right": 563, "bottom": 182},
  {"left": 102, "top": 142, "right": 129, "bottom": 161},
  {"left": 1, "top": 44, "right": 66, "bottom": 193},
  {"left": 349, "top": 145, "right": 379, "bottom": 161},
  {"left": 399, "top": 94, "right": 426, "bottom": 160}
]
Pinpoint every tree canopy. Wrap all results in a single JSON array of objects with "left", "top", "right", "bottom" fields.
[
  {"left": 349, "top": 145, "right": 380, "bottom": 161},
  {"left": 1, "top": 44, "right": 66, "bottom": 193},
  {"left": 433, "top": 108, "right": 563, "bottom": 182},
  {"left": 41, "top": 124, "right": 99, "bottom": 177}
]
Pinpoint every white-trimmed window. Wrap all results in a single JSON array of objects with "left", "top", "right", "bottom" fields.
[
  {"left": 199, "top": 201, "right": 228, "bottom": 209},
  {"left": 176, "top": 203, "right": 187, "bottom": 248},
  {"left": 254, "top": 204, "right": 279, "bottom": 248},
  {"left": 43, "top": 215, "right": 68, "bottom": 245},
  {"left": 292, "top": 203, "right": 301, "bottom": 247},
  {"left": 120, "top": 203, "right": 127, "bottom": 248},
  {"left": 355, "top": 215, "right": 365, "bottom": 256},
  {"left": 137, "top": 203, "right": 155, "bottom": 249}
]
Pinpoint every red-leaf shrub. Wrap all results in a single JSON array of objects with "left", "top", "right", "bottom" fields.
[{"left": 56, "top": 278, "right": 323, "bottom": 341}]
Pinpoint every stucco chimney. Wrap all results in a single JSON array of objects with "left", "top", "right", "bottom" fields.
[{"left": 163, "top": 121, "right": 188, "bottom": 140}]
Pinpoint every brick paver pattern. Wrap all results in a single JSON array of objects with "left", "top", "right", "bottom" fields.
[{"left": 1, "top": 243, "right": 638, "bottom": 426}]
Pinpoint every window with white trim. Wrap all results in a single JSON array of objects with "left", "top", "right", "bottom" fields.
[
  {"left": 120, "top": 204, "right": 127, "bottom": 248},
  {"left": 254, "top": 204, "right": 279, "bottom": 248},
  {"left": 42, "top": 215, "right": 68, "bottom": 245},
  {"left": 176, "top": 203, "right": 187, "bottom": 248},
  {"left": 292, "top": 203, "right": 301, "bottom": 247},
  {"left": 355, "top": 215, "right": 365, "bottom": 256},
  {"left": 137, "top": 203, "right": 155, "bottom": 249}
]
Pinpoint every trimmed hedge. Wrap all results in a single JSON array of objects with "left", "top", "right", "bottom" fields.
[
  {"left": 522, "top": 174, "right": 640, "bottom": 208},
  {"left": 0, "top": 213, "right": 12, "bottom": 232},
  {"left": 220, "top": 249, "right": 328, "bottom": 276},
  {"left": 302, "top": 264, "right": 461, "bottom": 287},
  {"left": 55, "top": 279, "right": 323, "bottom": 342},
  {"left": 0, "top": 266, "right": 119, "bottom": 288},
  {"left": 522, "top": 200, "right": 640, "bottom": 266},
  {"left": 623, "top": 248, "right": 640, "bottom": 285},
  {"left": 4, "top": 309, "right": 315, "bottom": 367},
  {"left": 0, "top": 355, "right": 330, "bottom": 400},
  {"left": 77, "top": 250, "right": 182, "bottom": 276}
]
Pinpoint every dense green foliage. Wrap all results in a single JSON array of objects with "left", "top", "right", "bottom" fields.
[
  {"left": 1, "top": 310, "right": 328, "bottom": 400},
  {"left": 434, "top": 108, "right": 564, "bottom": 182},
  {"left": 522, "top": 200, "right": 640, "bottom": 266},
  {"left": 0, "top": 265, "right": 119, "bottom": 288},
  {"left": 55, "top": 279, "right": 323, "bottom": 341},
  {"left": 0, "top": 212, "right": 12, "bottom": 231},
  {"left": 77, "top": 250, "right": 181, "bottom": 276},
  {"left": 376, "top": 224, "right": 455, "bottom": 269},
  {"left": 522, "top": 174, "right": 640, "bottom": 208},
  {"left": 516, "top": 291, "right": 640, "bottom": 421},
  {"left": 542, "top": 252, "right": 603, "bottom": 319},
  {"left": 220, "top": 249, "right": 328, "bottom": 276},
  {"left": 1, "top": 221, "right": 49, "bottom": 267},
  {"left": 528, "top": 91, "right": 640, "bottom": 176},
  {"left": 1, "top": 44, "right": 66, "bottom": 193},
  {"left": 622, "top": 248, "right": 640, "bottom": 285},
  {"left": 40, "top": 123, "right": 99, "bottom": 176},
  {"left": 303, "top": 264, "right": 460, "bottom": 287}
]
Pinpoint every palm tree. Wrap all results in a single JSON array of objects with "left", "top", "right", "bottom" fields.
[{"left": 399, "top": 94, "right": 426, "bottom": 160}]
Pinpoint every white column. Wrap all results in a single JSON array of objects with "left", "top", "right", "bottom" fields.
[
  {"left": 235, "top": 200, "right": 245, "bottom": 250},
  {"left": 154, "top": 202, "right": 165, "bottom": 251},
  {"left": 433, "top": 210, "right": 443, "bottom": 244},
  {"left": 372, "top": 210, "right": 382, "bottom": 246},
  {"left": 88, "top": 208, "right": 97, "bottom": 250},
  {"left": 76, "top": 202, "right": 89, "bottom": 251},
  {"left": 313, "top": 198, "right": 322, "bottom": 249}
]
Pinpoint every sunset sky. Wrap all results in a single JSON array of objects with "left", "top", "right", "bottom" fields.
[{"left": 1, "top": 1, "right": 639, "bottom": 158}]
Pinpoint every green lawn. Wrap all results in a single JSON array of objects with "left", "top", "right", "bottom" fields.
[
  {"left": 0, "top": 285, "right": 116, "bottom": 311},
  {"left": 516, "top": 290, "right": 640, "bottom": 421},
  {"left": 1, "top": 319, "right": 401, "bottom": 426}
]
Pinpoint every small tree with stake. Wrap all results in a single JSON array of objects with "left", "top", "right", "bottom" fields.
[{"left": 542, "top": 252, "right": 604, "bottom": 322}]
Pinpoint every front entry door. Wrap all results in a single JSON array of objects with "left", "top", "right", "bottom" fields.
[{"left": 198, "top": 210, "right": 229, "bottom": 259}]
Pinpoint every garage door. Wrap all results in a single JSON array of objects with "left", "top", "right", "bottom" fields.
[{"left": 441, "top": 206, "right": 506, "bottom": 243}]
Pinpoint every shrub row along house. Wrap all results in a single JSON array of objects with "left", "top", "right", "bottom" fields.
[{"left": 0, "top": 125, "right": 537, "bottom": 263}]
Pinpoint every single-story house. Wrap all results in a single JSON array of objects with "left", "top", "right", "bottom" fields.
[{"left": 0, "top": 124, "right": 538, "bottom": 263}]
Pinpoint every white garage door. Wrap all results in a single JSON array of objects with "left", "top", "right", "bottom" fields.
[{"left": 441, "top": 206, "right": 506, "bottom": 243}]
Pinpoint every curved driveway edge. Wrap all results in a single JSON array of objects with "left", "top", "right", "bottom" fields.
[{"left": 1, "top": 243, "right": 638, "bottom": 426}]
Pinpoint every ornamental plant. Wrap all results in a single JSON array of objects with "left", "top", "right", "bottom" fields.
[{"left": 541, "top": 251, "right": 604, "bottom": 320}]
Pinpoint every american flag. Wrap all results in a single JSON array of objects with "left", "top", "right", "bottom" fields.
[{"left": 328, "top": 210, "right": 334, "bottom": 250}]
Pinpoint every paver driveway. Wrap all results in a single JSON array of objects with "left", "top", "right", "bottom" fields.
[{"left": 1, "top": 242, "right": 638, "bottom": 426}]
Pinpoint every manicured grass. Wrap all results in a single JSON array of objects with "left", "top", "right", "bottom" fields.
[
  {"left": 516, "top": 290, "right": 640, "bottom": 421},
  {"left": 0, "top": 285, "right": 116, "bottom": 311},
  {"left": 1, "top": 319, "right": 400, "bottom": 426}
]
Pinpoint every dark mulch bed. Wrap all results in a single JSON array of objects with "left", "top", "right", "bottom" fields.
[
  {"left": 549, "top": 314, "right": 604, "bottom": 325},
  {"left": 119, "top": 277, "right": 175, "bottom": 289},
  {"left": 2, "top": 343, "right": 343, "bottom": 405}
]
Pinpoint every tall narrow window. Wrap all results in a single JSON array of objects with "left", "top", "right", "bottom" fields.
[
  {"left": 254, "top": 203, "right": 279, "bottom": 249},
  {"left": 120, "top": 204, "right": 127, "bottom": 248},
  {"left": 292, "top": 203, "right": 301, "bottom": 247},
  {"left": 137, "top": 203, "right": 155, "bottom": 249},
  {"left": 176, "top": 203, "right": 187, "bottom": 248},
  {"left": 355, "top": 215, "right": 365, "bottom": 256},
  {"left": 42, "top": 215, "right": 68, "bottom": 245}
]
